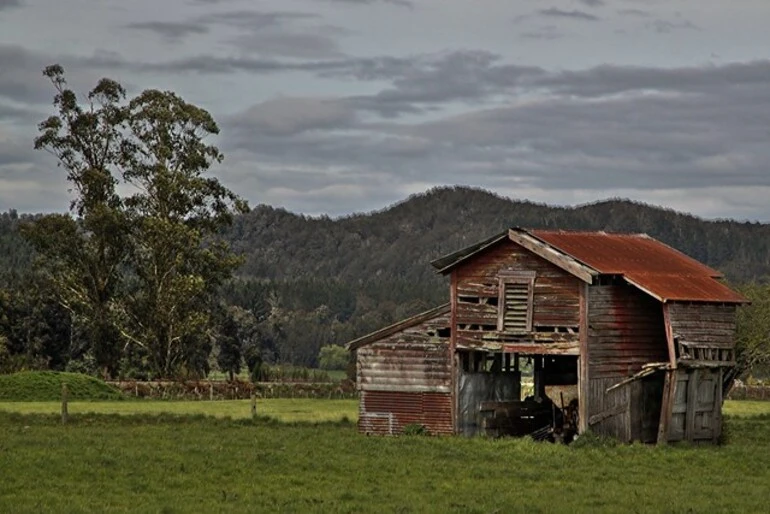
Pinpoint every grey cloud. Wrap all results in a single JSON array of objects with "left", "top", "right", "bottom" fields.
[
  {"left": 123, "top": 21, "right": 208, "bottom": 43},
  {"left": 311, "top": 0, "right": 412, "bottom": 7},
  {"left": 646, "top": 19, "right": 698, "bottom": 34},
  {"left": 578, "top": 0, "right": 604, "bottom": 6},
  {"left": 533, "top": 60, "right": 770, "bottom": 98},
  {"left": 230, "top": 32, "right": 343, "bottom": 58},
  {"left": 220, "top": 60, "right": 770, "bottom": 216},
  {"left": 538, "top": 8, "right": 600, "bottom": 21},
  {"left": 0, "top": 45, "right": 58, "bottom": 104},
  {"left": 205, "top": 10, "right": 318, "bottom": 29},
  {"left": 520, "top": 25, "right": 567, "bottom": 40},
  {"left": 618, "top": 8, "right": 650, "bottom": 17},
  {"left": 0, "top": 0, "right": 22, "bottom": 10},
  {"left": 227, "top": 97, "right": 357, "bottom": 137}
]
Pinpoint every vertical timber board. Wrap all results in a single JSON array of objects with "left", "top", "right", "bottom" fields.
[
  {"left": 629, "top": 380, "right": 643, "bottom": 442},
  {"left": 450, "top": 270, "right": 458, "bottom": 434},
  {"left": 684, "top": 368, "right": 699, "bottom": 441},
  {"left": 662, "top": 303, "right": 677, "bottom": 368},
  {"left": 657, "top": 369, "right": 675, "bottom": 444},
  {"left": 579, "top": 282, "right": 589, "bottom": 433},
  {"left": 714, "top": 367, "right": 723, "bottom": 443}
]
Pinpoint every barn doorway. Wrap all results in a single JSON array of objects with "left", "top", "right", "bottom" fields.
[{"left": 456, "top": 351, "right": 579, "bottom": 441}]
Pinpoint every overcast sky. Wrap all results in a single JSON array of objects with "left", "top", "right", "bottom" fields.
[{"left": 1, "top": 0, "right": 770, "bottom": 221}]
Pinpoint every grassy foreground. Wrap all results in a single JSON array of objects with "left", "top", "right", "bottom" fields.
[{"left": 1, "top": 404, "right": 770, "bottom": 512}]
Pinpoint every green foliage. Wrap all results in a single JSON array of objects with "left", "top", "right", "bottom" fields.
[
  {"left": 735, "top": 282, "right": 770, "bottom": 378},
  {"left": 257, "top": 364, "right": 333, "bottom": 383},
  {"left": 402, "top": 423, "right": 430, "bottom": 436},
  {"left": 24, "top": 65, "right": 246, "bottom": 379},
  {"left": 0, "top": 371, "right": 122, "bottom": 401},
  {"left": 317, "top": 344, "right": 348, "bottom": 370},
  {"left": 2, "top": 407, "right": 770, "bottom": 512}
]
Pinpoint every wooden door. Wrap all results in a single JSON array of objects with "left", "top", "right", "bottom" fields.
[{"left": 668, "top": 368, "right": 722, "bottom": 442}]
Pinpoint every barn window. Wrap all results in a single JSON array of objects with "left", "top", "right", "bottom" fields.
[{"left": 497, "top": 271, "right": 535, "bottom": 333}]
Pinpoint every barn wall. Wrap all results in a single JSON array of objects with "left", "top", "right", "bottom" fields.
[
  {"left": 359, "top": 391, "right": 454, "bottom": 435},
  {"left": 356, "top": 311, "right": 453, "bottom": 435},
  {"left": 452, "top": 239, "right": 581, "bottom": 347},
  {"left": 663, "top": 303, "right": 735, "bottom": 443},
  {"left": 586, "top": 284, "right": 668, "bottom": 441},
  {"left": 588, "top": 284, "right": 668, "bottom": 378},
  {"left": 668, "top": 302, "right": 737, "bottom": 359}
]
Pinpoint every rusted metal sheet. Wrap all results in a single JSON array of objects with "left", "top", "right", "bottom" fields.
[
  {"left": 531, "top": 230, "right": 748, "bottom": 304},
  {"left": 359, "top": 390, "right": 453, "bottom": 435}
]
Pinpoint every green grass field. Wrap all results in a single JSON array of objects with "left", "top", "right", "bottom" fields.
[
  {"left": 0, "top": 398, "right": 358, "bottom": 422},
  {"left": 1, "top": 400, "right": 770, "bottom": 513}
]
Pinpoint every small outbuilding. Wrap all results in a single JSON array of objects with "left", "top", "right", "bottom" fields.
[{"left": 347, "top": 228, "right": 748, "bottom": 443}]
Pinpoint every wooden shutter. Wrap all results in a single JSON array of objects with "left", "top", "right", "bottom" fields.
[{"left": 497, "top": 271, "right": 535, "bottom": 333}]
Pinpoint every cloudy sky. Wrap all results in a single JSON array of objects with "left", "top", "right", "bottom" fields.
[{"left": 1, "top": 0, "right": 770, "bottom": 220}]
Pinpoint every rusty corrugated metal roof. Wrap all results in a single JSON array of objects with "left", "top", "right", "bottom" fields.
[{"left": 529, "top": 230, "right": 747, "bottom": 304}]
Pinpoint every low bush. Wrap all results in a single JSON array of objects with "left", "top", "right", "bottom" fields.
[{"left": 0, "top": 371, "right": 123, "bottom": 401}]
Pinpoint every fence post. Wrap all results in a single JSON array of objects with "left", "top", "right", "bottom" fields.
[
  {"left": 251, "top": 394, "right": 257, "bottom": 420},
  {"left": 209, "top": 382, "right": 214, "bottom": 401},
  {"left": 61, "top": 382, "right": 69, "bottom": 424}
]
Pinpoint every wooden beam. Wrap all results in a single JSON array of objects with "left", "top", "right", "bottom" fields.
[
  {"left": 657, "top": 369, "right": 676, "bottom": 444},
  {"left": 508, "top": 229, "right": 597, "bottom": 283},
  {"left": 588, "top": 404, "right": 627, "bottom": 426},
  {"left": 500, "top": 342, "right": 580, "bottom": 355},
  {"left": 578, "top": 282, "right": 589, "bottom": 434},
  {"left": 662, "top": 304, "right": 678, "bottom": 368},
  {"left": 685, "top": 368, "right": 698, "bottom": 442},
  {"left": 714, "top": 367, "right": 723, "bottom": 444}
]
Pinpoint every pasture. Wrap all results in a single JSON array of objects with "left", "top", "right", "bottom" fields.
[{"left": 1, "top": 400, "right": 770, "bottom": 513}]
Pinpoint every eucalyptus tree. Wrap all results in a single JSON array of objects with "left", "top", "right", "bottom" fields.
[
  {"left": 29, "top": 65, "right": 247, "bottom": 378},
  {"left": 26, "top": 65, "right": 129, "bottom": 377}
]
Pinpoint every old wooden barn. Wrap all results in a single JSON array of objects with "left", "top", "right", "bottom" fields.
[{"left": 347, "top": 228, "right": 748, "bottom": 443}]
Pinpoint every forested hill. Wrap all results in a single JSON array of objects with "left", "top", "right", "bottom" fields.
[
  {"left": 2, "top": 186, "right": 770, "bottom": 369},
  {"left": 227, "top": 186, "right": 770, "bottom": 285}
]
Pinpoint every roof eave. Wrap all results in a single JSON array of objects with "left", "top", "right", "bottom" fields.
[
  {"left": 345, "top": 303, "right": 451, "bottom": 351},
  {"left": 508, "top": 228, "right": 598, "bottom": 284}
]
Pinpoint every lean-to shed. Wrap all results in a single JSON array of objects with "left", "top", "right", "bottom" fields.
[{"left": 348, "top": 228, "right": 748, "bottom": 443}]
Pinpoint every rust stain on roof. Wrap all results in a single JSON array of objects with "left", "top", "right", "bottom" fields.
[{"left": 530, "top": 230, "right": 747, "bottom": 304}]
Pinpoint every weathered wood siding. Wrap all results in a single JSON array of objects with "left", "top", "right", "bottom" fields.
[
  {"left": 356, "top": 311, "right": 453, "bottom": 435},
  {"left": 666, "top": 368, "right": 722, "bottom": 442},
  {"left": 587, "top": 284, "right": 668, "bottom": 441},
  {"left": 668, "top": 302, "right": 737, "bottom": 353},
  {"left": 588, "top": 284, "right": 668, "bottom": 378},
  {"left": 452, "top": 239, "right": 581, "bottom": 347}
]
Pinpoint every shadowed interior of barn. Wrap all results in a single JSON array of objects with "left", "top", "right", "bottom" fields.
[{"left": 347, "top": 228, "right": 748, "bottom": 444}]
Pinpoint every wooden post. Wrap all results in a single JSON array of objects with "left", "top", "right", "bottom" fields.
[
  {"left": 250, "top": 394, "right": 257, "bottom": 419},
  {"left": 209, "top": 382, "right": 214, "bottom": 401},
  {"left": 657, "top": 369, "right": 675, "bottom": 444},
  {"left": 685, "top": 369, "right": 698, "bottom": 442},
  {"left": 578, "top": 282, "right": 589, "bottom": 434},
  {"left": 61, "top": 382, "right": 69, "bottom": 424}
]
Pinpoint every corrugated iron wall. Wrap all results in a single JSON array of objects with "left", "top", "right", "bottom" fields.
[{"left": 359, "top": 390, "right": 453, "bottom": 435}]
